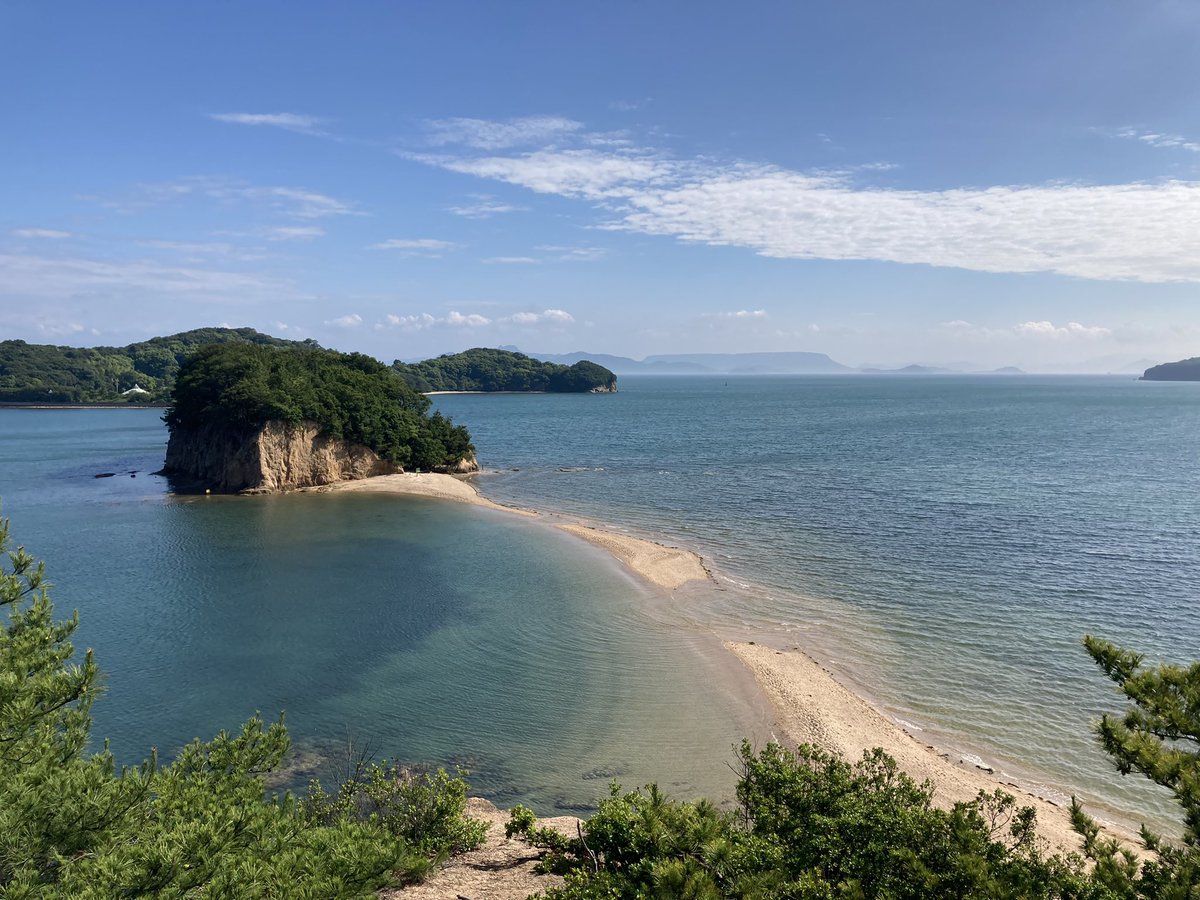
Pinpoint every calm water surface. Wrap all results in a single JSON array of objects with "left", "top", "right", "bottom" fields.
[{"left": 2, "top": 374, "right": 1198, "bottom": 831}]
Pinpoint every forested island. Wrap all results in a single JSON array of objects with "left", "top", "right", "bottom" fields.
[
  {"left": 392, "top": 347, "right": 617, "bottom": 393},
  {"left": 1141, "top": 357, "right": 1200, "bottom": 381},
  {"left": 0, "top": 330, "right": 617, "bottom": 404},
  {"left": 162, "top": 343, "right": 475, "bottom": 492}
]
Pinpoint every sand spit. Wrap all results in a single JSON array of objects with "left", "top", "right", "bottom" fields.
[
  {"left": 385, "top": 797, "right": 578, "bottom": 900},
  {"left": 317, "top": 472, "right": 709, "bottom": 589},
  {"left": 728, "top": 641, "right": 1137, "bottom": 857},
  {"left": 555, "top": 522, "right": 710, "bottom": 590}
]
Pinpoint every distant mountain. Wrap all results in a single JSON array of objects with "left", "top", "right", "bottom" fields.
[
  {"left": 1140, "top": 357, "right": 1200, "bottom": 382},
  {"left": 525, "top": 349, "right": 851, "bottom": 375},
  {"left": 991, "top": 366, "right": 1026, "bottom": 375}
]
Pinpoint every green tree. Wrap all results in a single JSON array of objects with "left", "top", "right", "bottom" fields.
[
  {"left": 1070, "top": 636, "right": 1200, "bottom": 898},
  {"left": 0, "top": 513, "right": 472, "bottom": 897}
]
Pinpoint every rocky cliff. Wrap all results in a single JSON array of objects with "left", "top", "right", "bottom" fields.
[{"left": 162, "top": 419, "right": 478, "bottom": 493}]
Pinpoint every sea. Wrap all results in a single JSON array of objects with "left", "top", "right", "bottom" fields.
[{"left": 1, "top": 374, "right": 1197, "bottom": 832}]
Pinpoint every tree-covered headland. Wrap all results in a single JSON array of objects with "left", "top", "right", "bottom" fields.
[
  {"left": 392, "top": 347, "right": 617, "bottom": 393},
  {"left": 166, "top": 343, "right": 474, "bottom": 471}
]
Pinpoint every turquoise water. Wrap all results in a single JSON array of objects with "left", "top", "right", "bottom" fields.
[
  {"left": 0, "top": 408, "right": 768, "bottom": 812},
  {"left": 2, "top": 375, "right": 1198, "bottom": 831},
  {"left": 433, "top": 375, "right": 1200, "bottom": 831}
]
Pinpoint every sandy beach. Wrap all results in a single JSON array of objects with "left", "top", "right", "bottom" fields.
[
  {"left": 319, "top": 472, "right": 709, "bottom": 589},
  {"left": 323, "top": 471, "right": 1134, "bottom": 855}
]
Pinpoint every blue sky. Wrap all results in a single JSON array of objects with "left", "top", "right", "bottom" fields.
[{"left": 3, "top": 1, "right": 1200, "bottom": 370}]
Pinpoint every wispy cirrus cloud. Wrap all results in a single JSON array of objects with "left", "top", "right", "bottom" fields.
[
  {"left": 0, "top": 253, "right": 297, "bottom": 302},
  {"left": 1115, "top": 126, "right": 1200, "bottom": 154},
  {"left": 11, "top": 228, "right": 72, "bottom": 239},
  {"left": 415, "top": 117, "right": 1200, "bottom": 283},
  {"left": 424, "top": 115, "right": 583, "bottom": 150},
  {"left": 83, "top": 176, "right": 360, "bottom": 220},
  {"left": 371, "top": 238, "right": 459, "bottom": 256},
  {"left": 447, "top": 195, "right": 527, "bottom": 218},
  {"left": 209, "top": 112, "right": 326, "bottom": 134},
  {"left": 481, "top": 256, "right": 540, "bottom": 265},
  {"left": 704, "top": 308, "right": 768, "bottom": 320}
]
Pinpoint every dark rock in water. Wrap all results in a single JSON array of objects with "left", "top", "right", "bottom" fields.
[
  {"left": 130, "top": 473, "right": 136, "bottom": 478},
  {"left": 94, "top": 472, "right": 115, "bottom": 478}
]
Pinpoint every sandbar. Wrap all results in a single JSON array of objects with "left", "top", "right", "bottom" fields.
[
  {"left": 314, "top": 472, "right": 709, "bottom": 589},
  {"left": 729, "top": 641, "right": 1136, "bottom": 856},
  {"left": 320, "top": 471, "right": 1137, "bottom": 854}
]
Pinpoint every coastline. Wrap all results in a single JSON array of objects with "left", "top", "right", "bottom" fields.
[{"left": 320, "top": 471, "right": 1136, "bottom": 854}]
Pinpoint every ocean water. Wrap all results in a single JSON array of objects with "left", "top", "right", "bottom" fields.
[
  {"left": 0, "top": 408, "right": 768, "bottom": 812},
  {"left": 433, "top": 375, "right": 1200, "bottom": 832},
  {"left": 1, "top": 375, "right": 1197, "bottom": 832}
]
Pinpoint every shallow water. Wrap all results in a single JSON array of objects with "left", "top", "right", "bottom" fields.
[
  {"left": 2, "top": 374, "right": 1197, "bottom": 831},
  {"left": 0, "top": 408, "right": 767, "bottom": 812},
  {"left": 433, "top": 375, "right": 1200, "bottom": 832}
]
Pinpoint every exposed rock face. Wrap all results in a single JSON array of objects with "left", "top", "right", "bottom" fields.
[
  {"left": 590, "top": 382, "right": 618, "bottom": 393},
  {"left": 163, "top": 419, "right": 475, "bottom": 492}
]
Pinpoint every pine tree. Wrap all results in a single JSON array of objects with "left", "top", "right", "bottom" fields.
[
  {"left": 1072, "top": 635, "right": 1200, "bottom": 897},
  {"left": 0, "top": 513, "right": 427, "bottom": 897}
]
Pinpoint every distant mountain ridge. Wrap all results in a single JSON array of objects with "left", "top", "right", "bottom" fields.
[{"left": 524, "top": 349, "right": 851, "bottom": 375}]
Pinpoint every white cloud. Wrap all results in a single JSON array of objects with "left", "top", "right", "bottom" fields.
[
  {"left": 425, "top": 148, "right": 677, "bottom": 200},
  {"left": 382, "top": 311, "right": 490, "bottom": 330},
  {"left": 425, "top": 115, "right": 583, "bottom": 150},
  {"left": 502, "top": 309, "right": 574, "bottom": 325},
  {"left": 210, "top": 112, "right": 325, "bottom": 134},
  {"left": 938, "top": 319, "right": 1113, "bottom": 341},
  {"left": 12, "top": 228, "right": 71, "bottom": 239},
  {"left": 534, "top": 245, "right": 607, "bottom": 262},
  {"left": 0, "top": 253, "right": 295, "bottom": 302},
  {"left": 482, "top": 256, "right": 540, "bottom": 265},
  {"left": 372, "top": 238, "right": 459, "bottom": 254},
  {"left": 138, "top": 240, "right": 237, "bottom": 254},
  {"left": 326, "top": 313, "right": 363, "bottom": 328},
  {"left": 1116, "top": 127, "right": 1200, "bottom": 154},
  {"left": 84, "top": 177, "right": 359, "bottom": 220},
  {"left": 447, "top": 195, "right": 526, "bottom": 218},
  {"left": 1013, "top": 320, "right": 1112, "bottom": 340},
  {"left": 264, "top": 226, "right": 325, "bottom": 241},
  {"left": 418, "top": 122, "right": 1200, "bottom": 283}
]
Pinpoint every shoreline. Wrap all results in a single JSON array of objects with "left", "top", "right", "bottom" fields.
[{"left": 318, "top": 471, "right": 1137, "bottom": 854}]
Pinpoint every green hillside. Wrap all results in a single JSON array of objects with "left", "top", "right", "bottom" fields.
[
  {"left": 0, "top": 328, "right": 299, "bottom": 404},
  {"left": 392, "top": 347, "right": 617, "bottom": 393}
]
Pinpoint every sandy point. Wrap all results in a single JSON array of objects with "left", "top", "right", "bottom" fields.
[{"left": 727, "top": 640, "right": 1139, "bottom": 858}]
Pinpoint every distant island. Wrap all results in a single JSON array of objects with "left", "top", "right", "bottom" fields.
[
  {"left": 0, "top": 330, "right": 617, "bottom": 404},
  {"left": 1140, "top": 357, "right": 1200, "bottom": 381},
  {"left": 392, "top": 347, "right": 617, "bottom": 393},
  {"left": 161, "top": 343, "right": 476, "bottom": 492}
]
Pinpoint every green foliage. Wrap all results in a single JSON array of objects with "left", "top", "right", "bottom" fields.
[
  {"left": 166, "top": 343, "right": 474, "bottom": 470},
  {"left": 304, "top": 761, "right": 488, "bottom": 857},
  {"left": 1069, "top": 636, "right": 1200, "bottom": 897},
  {"left": 510, "top": 743, "right": 1104, "bottom": 899},
  {"left": 392, "top": 347, "right": 617, "bottom": 393},
  {"left": 0, "top": 514, "right": 482, "bottom": 897},
  {"left": 0, "top": 327, "right": 298, "bottom": 404}
]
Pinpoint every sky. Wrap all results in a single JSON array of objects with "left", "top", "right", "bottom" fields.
[{"left": 3, "top": 0, "right": 1200, "bottom": 370}]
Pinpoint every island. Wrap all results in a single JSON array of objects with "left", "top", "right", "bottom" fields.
[
  {"left": 0, "top": 331, "right": 618, "bottom": 404},
  {"left": 392, "top": 347, "right": 617, "bottom": 393},
  {"left": 1141, "top": 357, "right": 1200, "bottom": 381},
  {"left": 160, "top": 343, "right": 476, "bottom": 492}
]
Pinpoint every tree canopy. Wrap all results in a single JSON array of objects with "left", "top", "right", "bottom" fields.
[
  {"left": 392, "top": 348, "right": 617, "bottom": 393},
  {"left": 0, "top": 328, "right": 299, "bottom": 404},
  {"left": 166, "top": 343, "right": 474, "bottom": 470}
]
